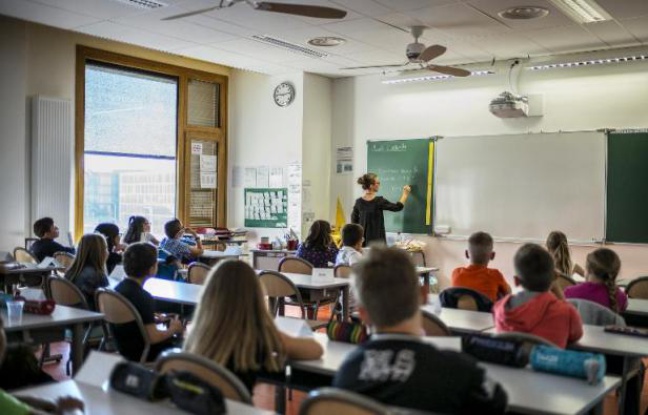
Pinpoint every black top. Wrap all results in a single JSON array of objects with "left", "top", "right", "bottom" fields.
[
  {"left": 351, "top": 197, "right": 403, "bottom": 245},
  {"left": 113, "top": 278, "right": 175, "bottom": 362},
  {"left": 106, "top": 252, "right": 122, "bottom": 274},
  {"left": 30, "top": 238, "right": 75, "bottom": 262},
  {"left": 333, "top": 334, "right": 508, "bottom": 415}
]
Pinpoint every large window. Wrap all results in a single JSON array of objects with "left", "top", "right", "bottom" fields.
[{"left": 76, "top": 47, "right": 228, "bottom": 239}]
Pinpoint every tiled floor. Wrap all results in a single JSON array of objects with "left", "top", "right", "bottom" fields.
[{"left": 39, "top": 304, "right": 648, "bottom": 415}]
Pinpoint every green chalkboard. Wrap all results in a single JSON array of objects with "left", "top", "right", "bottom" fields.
[
  {"left": 367, "top": 139, "right": 433, "bottom": 234},
  {"left": 607, "top": 131, "right": 648, "bottom": 243},
  {"left": 244, "top": 188, "right": 288, "bottom": 228}
]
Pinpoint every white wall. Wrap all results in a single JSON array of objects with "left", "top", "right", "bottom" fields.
[
  {"left": 331, "top": 59, "right": 648, "bottom": 286},
  {"left": 227, "top": 70, "right": 304, "bottom": 242},
  {"left": 0, "top": 18, "right": 28, "bottom": 248},
  {"left": 302, "top": 73, "right": 333, "bottom": 235}
]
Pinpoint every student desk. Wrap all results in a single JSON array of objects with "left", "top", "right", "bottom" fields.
[
  {"left": 143, "top": 277, "right": 202, "bottom": 306},
  {"left": 199, "top": 250, "right": 242, "bottom": 266},
  {"left": 1, "top": 305, "right": 103, "bottom": 375},
  {"left": 624, "top": 298, "right": 648, "bottom": 319},
  {"left": 279, "top": 272, "right": 350, "bottom": 320},
  {"left": 422, "top": 295, "right": 495, "bottom": 334},
  {"left": 15, "top": 380, "right": 272, "bottom": 415},
  {"left": 250, "top": 249, "right": 297, "bottom": 270},
  {"left": 0, "top": 263, "right": 63, "bottom": 292},
  {"left": 286, "top": 333, "right": 620, "bottom": 415}
]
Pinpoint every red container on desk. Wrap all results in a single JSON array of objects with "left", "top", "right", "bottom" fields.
[
  {"left": 257, "top": 243, "right": 273, "bottom": 250},
  {"left": 286, "top": 240, "right": 298, "bottom": 251}
]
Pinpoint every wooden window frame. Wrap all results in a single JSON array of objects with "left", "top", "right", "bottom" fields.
[{"left": 75, "top": 46, "right": 228, "bottom": 239}]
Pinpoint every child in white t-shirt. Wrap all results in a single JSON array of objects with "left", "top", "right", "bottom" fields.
[{"left": 336, "top": 224, "right": 364, "bottom": 266}]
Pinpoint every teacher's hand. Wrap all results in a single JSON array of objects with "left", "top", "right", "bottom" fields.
[{"left": 403, "top": 185, "right": 412, "bottom": 194}]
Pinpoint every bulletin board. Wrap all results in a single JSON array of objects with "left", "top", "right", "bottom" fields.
[{"left": 244, "top": 188, "right": 288, "bottom": 228}]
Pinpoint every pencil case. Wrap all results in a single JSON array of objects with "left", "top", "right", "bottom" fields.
[{"left": 530, "top": 346, "right": 605, "bottom": 384}]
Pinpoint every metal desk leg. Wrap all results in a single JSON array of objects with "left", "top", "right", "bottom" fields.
[
  {"left": 342, "top": 286, "right": 350, "bottom": 321},
  {"left": 70, "top": 323, "right": 84, "bottom": 376},
  {"left": 617, "top": 356, "right": 629, "bottom": 415},
  {"left": 275, "top": 384, "right": 286, "bottom": 415}
]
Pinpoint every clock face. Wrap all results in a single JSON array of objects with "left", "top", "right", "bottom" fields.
[{"left": 274, "top": 82, "right": 295, "bottom": 107}]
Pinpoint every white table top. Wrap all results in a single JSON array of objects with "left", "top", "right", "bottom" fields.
[
  {"left": 250, "top": 249, "right": 297, "bottom": 254},
  {"left": 1, "top": 305, "right": 103, "bottom": 332},
  {"left": 200, "top": 251, "right": 241, "bottom": 259},
  {"left": 572, "top": 324, "right": 648, "bottom": 357},
  {"left": 292, "top": 333, "right": 620, "bottom": 415},
  {"left": 281, "top": 272, "right": 350, "bottom": 289},
  {"left": 625, "top": 298, "right": 648, "bottom": 317},
  {"left": 416, "top": 266, "right": 439, "bottom": 274},
  {"left": 421, "top": 305, "right": 495, "bottom": 334},
  {"left": 16, "top": 380, "right": 271, "bottom": 415},
  {"left": 143, "top": 278, "right": 202, "bottom": 306}
]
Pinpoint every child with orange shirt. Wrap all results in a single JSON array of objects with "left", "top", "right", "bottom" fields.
[{"left": 451, "top": 232, "right": 511, "bottom": 302}]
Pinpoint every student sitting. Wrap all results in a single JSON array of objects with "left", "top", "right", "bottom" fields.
[
  {"left": 112, "top": 243, "right": 183, "bottom": 362},
  {"left": 64, "top": 234, "right": 109, "bottom": 311},
  {"left": 564, "top": 248, "right": 627, "bottom": 312},
  {"left": 94, "top": 223, "right": 123, "bottom": 274},
  {"left": 335, "top": 224, "right": 364, "bottom": 266},
  {"left": 159, "top": 219, "right": 203, "bottom": 264},
  {"left": 0, "top": 318, "right": 85, "bottom": 414},
  {"left": 184, "top": 260, "right": 323, "bottom": 392},
  {"left": 296, "top": 220, "right": 338, "bottom": 268},
  {"left": 333, "top": 247, "right": 507, "bottom": 414},
  {"left": 546, "top": 231, "right": 585, "bottom": 278},
  {"left": 122, "top": 216, "right": 159, "bottom": 246},
  {"left": 451, "top": 231, "right": 511, "bottom": 302},
  {"left": 30, "top": 217, "right": 75, "bottom": 262},
  {"left": 494, "top": 243, "right": 583, "bottom": 348}
]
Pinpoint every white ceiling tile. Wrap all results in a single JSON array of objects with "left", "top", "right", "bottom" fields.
[
  {"left": 77, "top": 21, "right": 195, "bottom": 51},
  {"left": 211, "top": 38, "right": 319, "bottom": 63},
  {"left": 29, "top": 0, "right": 166, "bottom": 20},
  {"left": 374, "top": 0, "right": 455, "bottom": 12},
  {"left": 1, "top": 0, "right": 100, "bottom": 29},
  {"left": 584, "top": 20, "right": 641, "bottom": 48},
  {"left": 468, "top": 0, "right": 574, "bottom": 30},
  {"left": 408, "top": 3, "right": 510, "bottom": 38},
  {"left": 330, "top": 0, "right": 393, "bottom": 17},
  {"left": 177, "top": 44, "right": 292, "bottom": 73},
  {"left": 188, "top": 15, "right": 258, "bottom": 37},
  {"left": 525, "top": 25, "right": 607, "bottom": 53},
  {"left": 596, "top": 0, "right": 648, "bottom": 19},
  {"left": 475, "top": 33, "right": 549, "bottom": 59},
  {"left": 195, "top": 3, "right": 317, "bottom": 33},
  {"left": 620, "top": 16, "right": 648, "bottom": 43}
]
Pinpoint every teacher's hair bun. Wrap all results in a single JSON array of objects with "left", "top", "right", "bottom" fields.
[{"left": 357, "top": 173, "right": 377, "bottom": 190}]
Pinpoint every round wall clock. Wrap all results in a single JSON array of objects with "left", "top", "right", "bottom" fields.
[{"left": 273, "top": 82, "right": 296, "bottom": 107}]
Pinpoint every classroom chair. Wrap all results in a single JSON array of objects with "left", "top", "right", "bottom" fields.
[
  {"left": 409, "top": 251, "right": 426, "bottom": 267},
  {"left": 333, "top": 264, "right": 352, "bottom": 279},
  {"left": 46, "top": 276, "right": 101, "bottom": 374},
  {"left": 53, "top": 251, "right": 75, "bottom": 272},
  {"left": 258, "top": 270, "right": 327, "bottom": 331},
  {"left": 95, "top": 288, "right": 151, "bottom": 364},
  {"left": 187, "top": 262, "right": 211, "bottom": 285},
  {"left": 279, "top": 257, "right": 336, "bottom": 319},
  {"left": 567, "top": 299, "right": 626, "bottom": 326},
  {"left": 13, "top": 247, "right": 38, "bottom": 264},
  {"left": 421, "top": 310, "right": 451, "bottom": 337},
  {"left": 155, "top": 351, "right": 252, "bottom": 404},
  {"left": 555, "top": 273, "right": 577, "bottom": 292},
  {"left": 439, "top": 288, "right": 493, "bottom": 312},
  {"left": 626, "top": 276, "right": 648, "bottom": 299},
  {"left": 299, "top": 388, "right": 392, "bottom": 415}
]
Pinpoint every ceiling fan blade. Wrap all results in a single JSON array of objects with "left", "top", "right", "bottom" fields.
[
  {"left": 419, "top": 45, "right": 446, "bottom": 62},
  {"left": 162, "top": 5, "right": 222, "bottom": 20},
  {"left": 426, "top": 64, "right": 471, "bottom": 77},
  {"left": 256, "top": 2, "right": 347, "bottom": 19},
  {"left": 341, "top": 63, "right": 408, "bottom": 70}
]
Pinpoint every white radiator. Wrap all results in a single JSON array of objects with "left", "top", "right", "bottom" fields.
[{"left": 31, "top": 96, "right": 73, "bottom": 241}]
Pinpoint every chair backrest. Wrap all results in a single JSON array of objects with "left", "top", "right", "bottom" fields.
[
  {"left": 421, "top": 310, "right": 451, "bottom": 336},
  {"left": 334, "top": 265, "right": 352, "bottom": 279},
  {"left": 14, "top": 247, "right": 38, "bottom": 264},
  {"left": 567, "top": 299, "right": 626, "bottom": 326},
  {"left": 156, "top": 351, "right": 252, "bottom": 404},
  {"left": 53, "top": 251, "right": 75, "bottom": 270},
  {"left": 457, "top": 295, "right": 478, "bottom": 311},
  {"left": 555, "top": 273, "right": 576, "bottom": 292},
  {"left": 95, "top": 288, "right": 150, "bottom": 363},
  {"left": 258, "top": 271, "right": 304, "bottom": 317},
  {"left": 279, "top": 257, "right": 314, "bottom": 274},
  {"left": 409, "top": 251, "right": 426, "bottom": 267},
  {"left": 47, "top": 276, "right": 88, "bottom": 309},
  {"left": 626, "top": 276, "right": 648, "bottom": 299},
  {"left": 299, "top": 388, "right": 391, "bottom": 415},
  {"left": 187, "top": 262, "right": 211, "bottom": 285},
  {"left": 24, "top": 237, "right": 39, "bottom": 250}
]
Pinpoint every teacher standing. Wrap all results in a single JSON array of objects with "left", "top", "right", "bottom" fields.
[{"left": 351, "top": 173, "right": 411, "bottom": 246}]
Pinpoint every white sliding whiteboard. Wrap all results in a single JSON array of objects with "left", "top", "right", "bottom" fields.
[{"left": 434, "top": 131, "right": 606, "bottom": 242}]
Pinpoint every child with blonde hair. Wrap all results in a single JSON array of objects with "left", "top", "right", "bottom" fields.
[{"left": 546, "top": 231, "right": 585, "bottom": 278}]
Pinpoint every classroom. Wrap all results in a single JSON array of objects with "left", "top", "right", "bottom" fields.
[{"left": 1, "top": 0, "right": 648, "bottom": 414}]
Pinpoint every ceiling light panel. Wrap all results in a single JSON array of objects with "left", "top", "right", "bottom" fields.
[{"left": 547, "top": 0, "right": 612, "bottom": 24}]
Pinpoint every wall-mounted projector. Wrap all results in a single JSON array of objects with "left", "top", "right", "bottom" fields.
[{"left": 489, "top": 91, "right": 529, "bottom": 118}]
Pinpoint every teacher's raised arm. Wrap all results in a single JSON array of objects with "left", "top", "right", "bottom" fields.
[{"left": 351, "top": 173, "right": 411, "bottom": 246}]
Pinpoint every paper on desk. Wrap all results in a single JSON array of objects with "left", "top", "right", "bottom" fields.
[
  {"left": 75, "top": 351, "right": 125, "bottom": 388},
  {"left": 422, "top": 337, "right": 462, "bottom": 352},
  {"left": 275, "top": 316, "right": 314, "bottom": 338}
]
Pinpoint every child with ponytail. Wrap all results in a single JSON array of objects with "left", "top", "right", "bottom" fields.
[
  {"left": 564, "top": 248, "right": 628, "bottom": 312},
  {"left": 546, "top": 231, "right": 585, "bottom": 278}
]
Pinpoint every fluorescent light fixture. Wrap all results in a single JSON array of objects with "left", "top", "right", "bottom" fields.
[
  {"left": 527, "top": 55, "right": 648, "bottom": 71},
  {"left": 547, "top": 0, "right": 611, "bottom": 23},
  {"left": 382, "top": 70, "right": 494, "bottom": 85}
]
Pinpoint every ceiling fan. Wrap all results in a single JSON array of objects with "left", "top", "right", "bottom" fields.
[
  {"left": 342, "top": 26, "right": 471, "bottom": 77},
  {"left": 162, "top": 0, "right": 347, "bottom": 21}
]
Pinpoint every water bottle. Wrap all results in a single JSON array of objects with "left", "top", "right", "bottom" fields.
[{"left": 530, "top": 345, "right": 606, "bottom": 384}]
